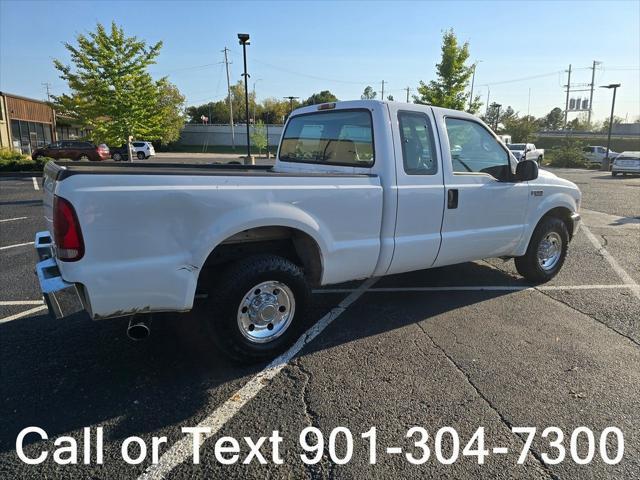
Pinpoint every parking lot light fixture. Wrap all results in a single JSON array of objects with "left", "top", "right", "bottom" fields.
[
  {"left": 238, "top": 33, "right": 252, "bottom": 165},
  {"left": 599, "top": 83, "right": 621, "bottom": 171}
]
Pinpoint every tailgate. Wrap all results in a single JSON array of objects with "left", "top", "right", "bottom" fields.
[{"left": 42, "top": 161, "right": 65, "bottom": 235}]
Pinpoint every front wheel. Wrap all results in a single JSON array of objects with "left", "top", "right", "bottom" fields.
[
  {"left": 112, "top": 153, "right": 122, "bottom": 162},
  {"left": 137, "top": 151, "right": 146, "bottom": 160},
  {"left": 515, "top": 217, "right": 568, "bottom": 283},
  {"left": 202, "top": 254, "right": 310, "bottom": 362},
  {"left": 612, "top": 171, "right": 618, "bottom": 177}
]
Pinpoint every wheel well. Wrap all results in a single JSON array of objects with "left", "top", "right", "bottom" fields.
[
  {"left": 200, "top": 226, "right": 323, "bottom": 287},
  {"left": 541, "top": 207, "right": 574, "bottom": 238}
]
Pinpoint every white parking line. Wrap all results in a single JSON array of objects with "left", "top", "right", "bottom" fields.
[
  {"left": 0, "top": 241, "right": 35, "bottom": 251},
  {"left": 0, "top": 305, "right": 47, "bottom": 324},
  {"left": 581, "top": 224, "right": 640, "bottom": 301},
  {"left": 32, "top": 176, "right": 39, "bottom": 191},
  {"left": 0, "top": 300, "right": 44, "bottom": 306},
  {"left": 138, "top": 277, "right": 378, "bottom": 480},
  {"left": 314, "top": 284, "right": 635, "bottom": 294},
  {"left": 0, "top": 217, "right": 28, "bottom": 223}
]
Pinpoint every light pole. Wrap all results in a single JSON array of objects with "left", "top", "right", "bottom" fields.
[
  {"left": 238, "top": 33, "right": 252, "bottom": 164},
  {"left": 494, "top": 103, "right": 502, "bottom": 131},
  {"left": 468, "top": 60, "right": 482, "bottom": 111},
  {"left": 600, "top": 83, "right": 621, "bottom": 171},
  {"left": 284, "top": 96, "right": 299, "bottom": 115}
]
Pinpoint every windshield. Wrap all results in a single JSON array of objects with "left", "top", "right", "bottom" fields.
[
  {"left": 279, "top": 109, "right": 374, "bottom": 166},
  {"left": 508, "top": 144, "right": 526, "bottom": 150}
]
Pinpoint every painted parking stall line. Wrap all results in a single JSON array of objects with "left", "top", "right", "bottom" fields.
[
  {"left": 0, "top": 305, "right": 47, "bottom": 324},
  {"left": 0, "top": 217, "right": 28, "bottom": 223},
  {"left": 138, "top": 277, "right": 378, "bottom": 480},
  {"left": 581, "top": 224, "right": 640, "bottom": 301},
  {"left": 0, "top": 300, "right": 44, "bottom": 306},
  {"left": 32, "top": 177, "right": 40, "bottom": 191},
  {"left": 0, "top": 241, "right": 35, "bottom": 251}
]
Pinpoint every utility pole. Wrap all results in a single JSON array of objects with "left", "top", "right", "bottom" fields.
[
  {"left": 527, "top": 88, "right": 531, "bottom": 117},
  {"left": 221, "top": 47, "right": 235, "bottom": 150},
  {"left": 284, "top": 96, "right": 299, "bottom": 114},
  {"left": 42, "top": 82, "right": 51, "bottom": 102},
  {"left": 405, "top": 87, "right": 410, "bottom": 103},
  {"left": 563, "top": 64, "right": 572, "bottom": 129},
  {"left": 587, "top": 60, "right": 601, "bottom": 126},
  {"left": 485, "top": 86, "right": 490, "bottom": 116},
  {"left": 381, "top": 80, "right": 385, "bottom": 100}
]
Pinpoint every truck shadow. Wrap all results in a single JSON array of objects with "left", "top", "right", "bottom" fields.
[{"left": 0, "top": 261, "right": 521, "bottom": 452}]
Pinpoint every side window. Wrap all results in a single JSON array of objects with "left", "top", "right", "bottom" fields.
[
  {"left": 133, "top": 142, "right": 144, "bottom": 147},
  {"left": 398, "top": 111, "right": 437, "bottom": 175},
  {"left": 445, "top": 118, "right": 510, "bottom": 180}
]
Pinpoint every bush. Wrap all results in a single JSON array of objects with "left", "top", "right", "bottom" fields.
[
  {"left": 0, "top": 149, "right": 51, "bottom": 172},
  {"left": 545, "top": 140, "right": 590, "bottom": 168}
]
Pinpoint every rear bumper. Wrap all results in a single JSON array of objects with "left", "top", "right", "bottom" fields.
[
  {"left": 35, "top": 231, "right": 87, "bottom": 319},
  {"left": 611, "top": 166, "right": 640, "bottom": 173}
]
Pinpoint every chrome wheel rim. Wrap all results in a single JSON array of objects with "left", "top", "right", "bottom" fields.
[
  {"left": 237, "top": 281, "right": 295, "bottom": 344},
  {"left": 537, "top": 232, "right": 562, "bottom": 271}
]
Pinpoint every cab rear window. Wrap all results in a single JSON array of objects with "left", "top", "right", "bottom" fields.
[{"left": 279, "top": 109, "right": 374, "bottom": 167}]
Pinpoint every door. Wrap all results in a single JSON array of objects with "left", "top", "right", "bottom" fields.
[
  {"left": 434, "top": 116, "right": 529, "bottom": 267},
  {"left": 387, "top": 108, "right": 445, "bottom": 275}
]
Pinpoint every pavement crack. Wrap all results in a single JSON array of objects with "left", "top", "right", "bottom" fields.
[
  {"left": 289, "top": 359, "right": 336, "bottom": 480},
  {"left": 414, "top": 322, "right": 559, "bottom": 480},
  {"left": 535, "top": 288, "right": 640, "bottom": 348}
]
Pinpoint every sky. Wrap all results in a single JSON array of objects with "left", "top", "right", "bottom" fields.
[{"left": 1, "top": 0, "right": 639, "bottom": 123}]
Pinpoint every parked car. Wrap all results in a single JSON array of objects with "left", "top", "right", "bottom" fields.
[
  {"left": 109, "top": 145, "right": 130, "bottom": 162},
  {"left": 132, "top": 141, "right": 155, "bottom": 160},
  {"left": 611, "top": 151, "right": 640, "bottom": 176},
  {"left": 32, "top": 141, "right": 110, "bottom": 162},
  {"left": 583, "top": 145, "right": 618, "bottom": 165},
  {"left": 507, "top": 143, "right": 544, "bottom": 163},
  {"left": 34, "top": 100, "right": 581, "bottom": 362}
]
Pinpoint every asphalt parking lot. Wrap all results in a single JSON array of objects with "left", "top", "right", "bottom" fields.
[{"left": 0, "top": 167, "right": 638, "bottom": 479}]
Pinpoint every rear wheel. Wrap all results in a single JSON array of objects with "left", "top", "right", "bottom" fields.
[
  {"left": 515, "top": 216, "right": 568, "bottom": 283},
  {"left": 112, "top": 153, "right": 122, "bottom": 162},
  {"left": 202, "top": 254, "right": 310, "bottom": 363},
  {"left": 612, "top": 171, "right": 618, "bottom": 177}
]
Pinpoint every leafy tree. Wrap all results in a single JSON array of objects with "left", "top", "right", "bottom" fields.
[
  {"left": 503, "top": 115, "right": 538, "bottom": 143},
  {"left": 482, "top": 103, "right": 514, "bottom": 131},
  {"left": 304, "top": 90, "right": 338, "bottom": 105},
  {"left": 186, "top": 101, "right": 229, "bottom": 124},
  {"left": 250, "top": 121, "right": 268, "bottom": 154},
  {"left": 541, "top": 107, "right": 564, "bottom": 131},
  {"left": 414, "top": 29, "right": 481, "bottom": 113},
  {"left": 361, "top": 86, "right": 377, "bottom": 100},
  {"left": 261, "top": 97, "right": 290, "bottom": 124},
  {"left": 156, "top": 80, "right": 186, "bottom": 143},
  {"left": 53, "top": 22, "right": 183, "bottom": 145},
  {"left": 387, "top": 95, "right": 394, "bottom": 101}
]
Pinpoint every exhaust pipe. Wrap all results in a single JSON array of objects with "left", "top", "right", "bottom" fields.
[{"left": 127, "top": 315, "right": 151, "bottom": 341}]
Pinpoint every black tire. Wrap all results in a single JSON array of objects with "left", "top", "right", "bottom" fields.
[
  {"left": 113, "top": 153, "right": 122, "bottom": 162},
  {"left": 202, "top": 254, "right": 310, "bottom": 363},
  {"left": 612, "top": 171, "right": 618, "bottom": 177},
  {"left": 538, "top": 155, "right": 543, "bottom": 164},
  {"left": 137, "top": 151, "right": 146, "bottom": 160},
  {"left": 515, "top": 216, "right": 569, "bottom": 283}
]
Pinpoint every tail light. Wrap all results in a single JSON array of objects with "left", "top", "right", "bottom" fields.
[{"left": 53, "top": 195, "right": 84, "bottom": 261}]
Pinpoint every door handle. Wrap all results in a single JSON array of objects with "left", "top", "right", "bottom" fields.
[{"left": 447, "top": 189, "right": 459, "bottom": 209}]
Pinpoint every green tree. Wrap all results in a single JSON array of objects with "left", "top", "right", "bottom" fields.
[
  {"left": 482, "top": 103, "right": 514, "bottom": 131},
  {"left": 261, "top": 97, "right": 290, "bottom": 124},
  {"left": 250, "top": 121, "right": 268, "bottom": 154},
  {"left": 361, "top": 86, "right": 377, "bottom": 100},
  {"left": 503, "top": 115, "right": 538, "bottom": 143},
  {"left": 53, "top": 22, "right": 183, "bottom": 145},
  {"left": 186, "top": 101, "right": 229, "bottom": 124},
  {"left": 387, "top": 95, "right": 394, "bottom": 101},
  {"left": 414, "top": 29, "right": 481, "bottom": 113},
  {"left": 541, "top": 107, "right": 564, "bottom": 130},
  {"left": 304, "top": 90, "right": 339, "bottom": 105}
]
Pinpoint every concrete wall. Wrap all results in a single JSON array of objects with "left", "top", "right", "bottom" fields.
[{"left": 178, "top": 124, "right": 284, "bottom": 147}]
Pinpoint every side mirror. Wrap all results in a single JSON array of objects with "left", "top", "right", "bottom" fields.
[{"left": 516, "top": 159, "right": 538, "bottom": 181}]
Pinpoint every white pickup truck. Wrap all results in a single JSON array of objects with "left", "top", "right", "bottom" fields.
[
  {"left": 507, "top": 143, "right": 545, "bottom": 163},
  {"left": 35, "top": 100, "right": 581, "bottom": 361}
]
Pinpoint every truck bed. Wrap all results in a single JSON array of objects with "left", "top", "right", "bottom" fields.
[{"left": 46, "top": 161, "right": 374, "bottom": 181}]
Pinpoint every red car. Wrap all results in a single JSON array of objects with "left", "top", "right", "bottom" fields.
[{"left": 32, "top": 141, "right": 110, "bottom": 161}]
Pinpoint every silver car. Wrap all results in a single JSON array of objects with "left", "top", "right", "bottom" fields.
[{"left": 611, "top": 151, "right": 640, "bottom": 176}]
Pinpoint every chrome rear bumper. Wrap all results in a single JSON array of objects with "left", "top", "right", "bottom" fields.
[{"left": 35, "top": 231, "right": 86, "bottom": 319}]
